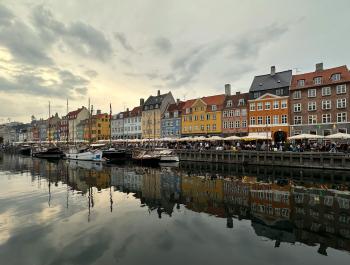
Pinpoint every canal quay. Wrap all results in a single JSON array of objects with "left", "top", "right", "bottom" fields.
[{"left": 0, "top": 154, "right": 350, "bottom": 265}]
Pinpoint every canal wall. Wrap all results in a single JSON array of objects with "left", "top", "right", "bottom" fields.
[{"left": 176, "top": 150, "right": 350, "bottom": 170}]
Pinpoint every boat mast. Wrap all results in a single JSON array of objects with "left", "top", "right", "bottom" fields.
[
  {"left": 66, "top": 98, "right": 69, "bottom": 145},
  {"left": 109, "top": 103, "right": 112, "bottom": 147},
  {"left": 48, "top": 101, "right": 51, "bottom": 145}
]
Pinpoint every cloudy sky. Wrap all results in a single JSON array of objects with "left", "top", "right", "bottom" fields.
[{"left": 1, "top": 0, "right": 350, "bottom": 123}]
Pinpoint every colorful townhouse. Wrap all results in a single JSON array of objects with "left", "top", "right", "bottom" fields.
[
  {"left": 161, "top": 99, "right": 184, "bottom": 138},
  {"left": 142, "top": 90, "right": 175, "bottom": 139},
  {"left": 181, "top": 91, "right": 226, "bottom": 137},
  {"left": 67, "top": 106, "right": 90, "bottom": 142},
  {"left": 222, "top": 84, "right": 249, "bottom": 137},
  {"left": 290, "top": 63, "right": 350, "bottom": 136},
  {"left": 47, "top": 113, "right": 61, "bottom": 141},
  {"left": 83, "top": 110, "right": 110, "bottom": 142},
  {"left": 248, "top": 66, "right": 292, "bottom": 142}
]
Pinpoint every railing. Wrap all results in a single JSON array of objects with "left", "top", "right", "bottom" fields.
[{"left": 175, "top": 149, "right": 350, "bottom": 170}]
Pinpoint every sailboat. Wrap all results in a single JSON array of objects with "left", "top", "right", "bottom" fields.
[
  {"left": 102, "top": 103, "right": 127, "bottom": 163},
  {"left": 32, "top": 101, "right": 65, "bottom": 159},
  {"left": 65, "top": 100, "right": 104, "bottom": 161}
]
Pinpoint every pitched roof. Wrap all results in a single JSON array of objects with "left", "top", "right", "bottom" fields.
[
  {"left": 223, "top": 92, "right": 249, "bottom": 108},
  {"left": 182, "top": 94, "right": 226, "bottom": 111},
  {"left": 143, "top": 92, "right": 170, "bottom": 107},
  {"left": 67, "top": 107, "right": 86, "bottom": 118},
  {"left": 129, "top": 106, "right": 142, "bottom": 117},
  {"left": 250, "top": 70, "right": 292, "bottom": 92},
  {"left": 290, "top": 65, "right": 350, "bottom": 90},
  {"left": 163, "top": 101, "right": 185, "bottom": 118}
]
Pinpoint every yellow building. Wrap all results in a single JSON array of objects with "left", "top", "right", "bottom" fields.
[
  {"left": 84, "top": 112, "right": 110, "bottom": 142},
  {"left": 181, "top": 95, "right": 226, "bottom": 136},
  {"left": 141, "top": 90, "right": 175, "bottom": 139}
]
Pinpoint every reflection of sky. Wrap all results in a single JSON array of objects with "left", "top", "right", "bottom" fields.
[{"left": 0, "top": 163, "right": 350, "bottom": 264}]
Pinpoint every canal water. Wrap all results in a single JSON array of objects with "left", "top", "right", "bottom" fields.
[{"left": 0, "top": 154, "right": 350, "bottom": 265}]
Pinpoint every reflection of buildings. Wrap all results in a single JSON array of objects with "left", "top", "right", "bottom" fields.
[{"left": 1, "top": 153, "right": 350, "bottom": 255}]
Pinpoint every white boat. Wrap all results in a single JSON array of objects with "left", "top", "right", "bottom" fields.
[
  {"left": 65, "top": 146, "right": 105, "bottom": 161},
  {"left": 158, "top": 149, "right": 179, "bottom": 162}
]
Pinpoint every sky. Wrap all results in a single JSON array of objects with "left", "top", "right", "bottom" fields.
[{"left": 0, "top": 0, "right": 350, "bottom": 123}]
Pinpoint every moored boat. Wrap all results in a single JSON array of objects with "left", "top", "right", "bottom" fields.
[
  {"left": 19, "top": 145, "right": 31, "bottom": 156},
  {"left": 102, "top": 148, "right": 127, "bottom": 163},
  {"left": 32, "top": 147, "right": 65, "bottom": 159},
  {"left": 65, "top": 146, "right": 104, "bottom": 161}
]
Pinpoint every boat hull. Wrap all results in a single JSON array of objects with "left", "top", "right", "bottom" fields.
[
  {"left": 19, "top": 147, "right": 31, "bottom": 156},
  {"left": 65, "top": 150, "right": 104, "bottom": 161},
  {"left": 102, "top": 150, "right": 127, "bottom": 163}
]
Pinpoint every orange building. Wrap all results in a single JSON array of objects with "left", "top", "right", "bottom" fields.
[
  {"left": 248, "top": 94, "right": 290, "bottom": 141},
  {"left": 248, "top": 66, "right": 292, "bottom": 142}
]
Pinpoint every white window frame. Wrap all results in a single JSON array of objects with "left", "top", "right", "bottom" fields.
[
  {"left": 337, "top": 98, "right": 347, "bottom": 109},
  {"left": 273, "top": 115, "right": 279, "bottom": 124},
  {"left": 257, "top": 116, "right": 263, "bottom": 125},
  {"left": 322, "top": 87, "right": 331, "bottom": 96},
  {"left": 265, "top": 102, "right": 271, "bottom": 110},
  {"left": 336, "top": 84, "right": 346, "bottom": 94},
  {"left": 250, "top": 117, "right": 256, "bottom": 125},
  {"left": 308, "top": 115, "right": 317, "bottom": 124},
  {"left": 331, "top": 73, "right": 341, "bottom": 82},
  {"left": 294, "top": 116, "right": 302, "bottom": 125},
  {"left": 337, "top": 112, "right": 347, "bottom": 123},
  {"left": 273, "top": 101, "right": 279, "bottom": 109},
  {"left": 308, "top": 101, "right": 317, "bottom": 111},
  {"left": 281, "top": 115, "right": 287, "bottom": 124},
  {"left": 293, "top": 90, "right": 301, "bottom": 99},
  {"left": 293, "top": 103, "right": 301, "bottom": 112},
  {"left": 314, "top": 77, "right": 322, "bottom": 85},
  {"left": 298, "top": 80, "right": 305, "bottom": 87},
  {"left": 322, "top": 100, "right": 331, "bottom": 110},
  {"left": 308, "top": 89, "right": 317, "bottom": 97},
  {"left": 250, "top": 103, "right": 256, "bottom": 111},
  {"left": 281, "top": 100, "right": 287, "bottom": 109},
  {"left": 257, "top": 102, "right": 263, "bottom": 110},
  {"left": 322, "top": 114, "right": 331, "bottom": 124}
]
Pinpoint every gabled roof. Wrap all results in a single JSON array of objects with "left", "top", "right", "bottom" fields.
[
  {"left": 67, "top": 107, "right": 87, "bottom": 119},
  {"left": 291, "top": 65, "right": 350, "bottom": 90},
  {"left": 143, "top": 92, "right": 170, "bottom": 107},
  {"left": 163, "top": 101, "right": 185, "bottom": 118},
  {"left": 250, "top": 70, "right": 292, "bottom": 92},
  {"left": 248, "top": 93, "right": 287, "bottom": 101},
  {"left": 130, "top": 106, "right": 142, "bottom": 117},
  {"left": 182, "top": 94, "right": 226, "bottom": 112}
]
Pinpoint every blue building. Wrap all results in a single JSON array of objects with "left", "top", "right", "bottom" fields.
[{"left": 161, "top": 101, "right": 184, "bottom": 138}]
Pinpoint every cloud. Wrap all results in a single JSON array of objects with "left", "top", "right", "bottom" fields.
[
  {"left": 0, "top": 68, "right": 89, "bottom": 99},
  {"left": 84, "top": 69, "right": 98, "bottom": 78},
  {"left": 114, "top": 32, "right": 134, "bottom": 52},
  {"left": 0, "top": 4, "right": 14, "bottom": 26},
  {"left": 31, "top": 5, "right": 113, "bottom": 61},
  {"left": 153, "top": 37, "right": 172, "bottom": 54}
]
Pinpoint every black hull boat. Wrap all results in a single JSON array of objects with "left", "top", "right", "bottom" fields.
[
  {"left": 33, "top": 147, "right": 65, "bottom": 159},
  {"left": 19, "top": 146, "right": 31, "bottom": 156},
  {"left": 102, "top": 149, "right": 127, "bottom": 163}
]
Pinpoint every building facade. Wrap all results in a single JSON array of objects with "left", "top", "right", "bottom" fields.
[
  {"left": 161, "top": 100, "right": 184, "bottom": 138},
  {"left": 68, "top": 107, "right": 89, "bottom": 142},
  {"left": 83, "top": 111, "right": 110, "bottom": 142},
  {"left": 47, "top": 113, "right": 61, "bottom": 141},
  {"left": 248, "top": 66, "right": 292, "bottom": 142},
  {"left": 181, "top": 94, "right": 226, "bottom": 137},
  {"left": 142, "top": 91, "right": 175, "bottom": 139},
  {"left": 222, "top": 85, "right": 249, "bottom": 136},
  {"left": 290, "top": 64, "right": 350, "bottom": 136}
]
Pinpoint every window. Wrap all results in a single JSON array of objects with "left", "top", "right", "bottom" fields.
[
  {"left": 322, "top": 100, "right": 331, "bottom": 110},
  {"left": 308, "top": 89, "right": 316, "bottom": 97},
  {"left": 235, "top": 121, "right": 240, "bottom": 128},
  {"left": 257, "top": 102, "right": 263, "bottom": 110},
  {"left": 206, "top": 114, "right": 210, "bottom": 120},
  {"left": 281, "top": 115, "right": 287, "bottom": 124},
  {"left": 294, "top": 116, "right": 302, "bottom": 125},
  {"left": 336, "top": 84, "right": 346, "bottom": 94},
  {"left": 212, "top": 124, "right": 216, "bottom": 130},
  {"left": 200, "top": 125, "right": 204, "bottom": 131},
  {"left": 213, "top": 113, "right": 217, "bottom": 120},
  {"left": 257, "top": 116, "right": 263, "bottom": 125},
  {"left": 331, "top": 73, "right": 341, "bottom": 81},
  {"left": 206, "top": 124, "right": 210, "bottom": 131},
  {"left": 253, "top": 92, "right": 260, "bottom": 99},
  {"left": 308, "top": 115, "right": 317, "bottom": 124},
  {"left": 273, "top": 115, "right": 279, "bottom": 124},
  {"left": 308, "top": 101, "right": 317, "bottom": 111},
  {"left": 238, "top": 99, "right": 245, "bottom": 106},
  {"left": 229, "top": 110, "right": 234, "bottom": 117},
  {"left": 314, "top": 77, "right": 322, "bottom": 85},
  {"left": 298, "top": 80, "right": 305, "bottom": 87},
  {"left": 223, "top": 111, "right": 227, "bottom": 118},
  {"left": 266, "top": 116, "right": 271, "bottom": 124},
  {"left": 322, "top": 114, "right": 331, "bottom": 124},
  {"left": 293, "top": 90, "right": 301, "bottom": 99},
  {"left": 322, "top": 87, "right": 331, "bottom": 96},
  {"left": 226, "top": 100, "right": 232, "bottom": 107},
  {"left": 250, "top": 117, "right": 256, "bottom": 125},
  {"left": 265, "top": 102, "right": 271, "bottom": 110},
  {"left": 276, "top": 89, "right": 284, "bottom": 96},
  {"left": 294, "top": 103, "right": 301, "bottom": 112},
  {"left": 281, "top": 100, "right": 287, "bottom": 109},
  {"left": 211, "top": 105, "right": 217, "bottom": 111},
  {"left": 241, "top": 109, "right": 247, "bottom": 116},
  {"left": 337, "top": 98, "right": 347, "bottom": 108},
  {"left": 223, "top": 121, "right": 228, "bottom": 129},
  {"left": 250, "top": 103, "right": 256, "bottom": 111},
  {"left": 174, "top": 111, "right": 178, "bottom": 118},
  {"left": 242, "top": 120, "right": 247, "bottom": 128},
  {"left": 165, "top": 112, "right": 169, "bottom": 118},
  {"left": 339, "top": 128, "right": 347, "bottom": 133},
  {"left": 200, "top": 114, "right": 204, "bottom": 120},
  {"left": 235, "top": 110, "right": 240, "bottom": 116},
  {"left": 273, "top": 101, "right": 279, "bottom": 109},
  {"left": 186, "top": 108, "right": 190, "bottom": 114},
  {"left": 337, "top": 112, "right": 347, "bottom": 123}
]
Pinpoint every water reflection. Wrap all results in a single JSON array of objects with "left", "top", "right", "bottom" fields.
[{"left": 0, "top": 154, "right": 350, "bottom": 264}]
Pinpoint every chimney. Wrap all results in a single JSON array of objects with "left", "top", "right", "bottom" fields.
[
  {"left": 126, "top": 108, "right": 129, "bottom": 112},
  {"left": 316, "top": 62, "right": 323, "bottom": 71},
  {"left": 96, "top": 109, "right": 101, "bottom": 115},
  {"left": 176, "top": 98, "right": 180, "bottom": 104},
  {"left": 140, "top": 98, "right": 144, "bottom": 106},
  {"left": 157, "top": 90, "right": 160, "bottom": 96},
  {"left": 236, "top": 91, "right": 241, "bottom": 96},
  {"left": 224, "top": 84, "right": 231, "bottom": 96},
  {"left": 270, "top": 66, "right": 276, "bottom": 76}
]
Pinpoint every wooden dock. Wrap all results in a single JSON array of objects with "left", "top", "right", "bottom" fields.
[{"left": 176, "top": 150, "right": 350, "bottom": 170}]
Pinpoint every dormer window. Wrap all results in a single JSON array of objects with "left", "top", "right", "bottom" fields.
[
  {"left": 211, "top": 105, "right": 217, "bottom": 111},
  {"left": 314, "top": 77, "right": 322, "bottom": 85},
  {"left": 186, "top": 108, "right": 190, "bottom": 114},
  {"left": 298, "top": 79, "right": 305, "bottom": 87},
  {"left": 253, "top": 92, "right": 260, "bottom": 99},
  {"left": 238, "top": 99, "right": 245, "bottom": 106},
  {"left": 331, "top": 73, "right": 341, "bottom": 82},
  {"left": 226, "top": 100, "right": 232, "bottom": 107}
]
